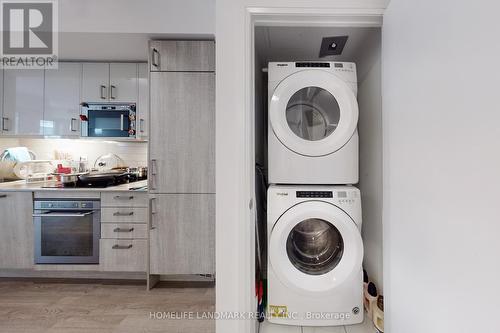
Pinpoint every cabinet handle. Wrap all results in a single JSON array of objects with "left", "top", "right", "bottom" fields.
[
  {"left": 2, "top": 117, "right": 8, "bottom": 131},
  {"left": 112, "top": 244, "right": 133, "bottom": 250},
  {"left": 150, "top": 159, "right": 157, "bottom": 190},
  {"left": 113, "top": 211, "right": 134, "bottom": 216},
  {"left": 140, "top": 119, "right": 145, "bottom": 133},
  {"left": 70, "top": 118, "right": 78, "bottom": 132},
  {"left": 113, "top": 195, "right": 134, "bottom": 200},
  {"left": 100, "top": 85, "right": 107, "bottom": 99},
  {"left": 149, "top": 197, "right": 156, "bottom": 230},
  {"left": 0, "top": 194, "right": 7, "bottom": 199},
  {"left": 151, "top": 48, "right": 159, "bottom": 67},
  {"left": 110, "top": 85, "right": 116, "bottom": 99},
  {"left": 113, "top": 227, "right": 134, "bottom": 232}
]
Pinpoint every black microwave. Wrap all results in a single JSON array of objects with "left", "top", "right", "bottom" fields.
[{"left": 80, "top": 103, "right": 136, "bottom": 138}]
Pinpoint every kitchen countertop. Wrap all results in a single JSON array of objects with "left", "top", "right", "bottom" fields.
[{"left": 0, "top": 179, "right": 148, "bottom": 192}]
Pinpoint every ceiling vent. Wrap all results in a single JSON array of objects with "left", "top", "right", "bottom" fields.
[{"left": 319, "top": 36, "right": 348, "bottom": 57}]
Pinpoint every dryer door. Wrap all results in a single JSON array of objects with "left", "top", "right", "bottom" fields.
[
  {"left": 269, "top": 70, "right": 358, "bottom": 157},
  {"left": 269, "top": 201, "right": 363, "bottom": 295}
]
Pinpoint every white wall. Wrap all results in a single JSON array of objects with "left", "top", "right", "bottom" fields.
[
  {"left": 358, "top": 43, "right": 383, "bottom": 293},
  {"left": 216, "top": 2, "right": 388, "bottom": 333},
  {"left": 383, "top": 0, "right": 500, "bottom": 331},
  {"left": 59, "top": 0, "right": 214, "bottom": 35}
]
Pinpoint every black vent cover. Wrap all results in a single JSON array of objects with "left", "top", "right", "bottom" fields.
[{"left": 319, "top": 36, "right": 348, "bottom": 57}]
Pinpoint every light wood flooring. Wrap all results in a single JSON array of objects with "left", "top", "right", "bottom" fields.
[{"left": 0, "top": 279, "right": 215, "bottom": 333}]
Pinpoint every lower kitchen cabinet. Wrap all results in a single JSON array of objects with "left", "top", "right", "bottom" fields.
[
  {"left": 0, "top": 192, "right": 34, "bottom": 269},
  {"left": 100, "top": 239, "right": 147, "bottom": 272},
  {"left": 149, "top": 194, "right": 215, "bottom": 275}
]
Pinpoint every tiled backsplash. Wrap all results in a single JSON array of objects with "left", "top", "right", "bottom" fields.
[{"left": 0, "top": 138, "right": 147, "bottom": 168}]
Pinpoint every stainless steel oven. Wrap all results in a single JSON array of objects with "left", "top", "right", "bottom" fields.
[
  {"left": 80, "top": 103, "right": 136, "bottom": 138},
  {"left": 33, "top": 199, "right": 100, "bottom": 264}
]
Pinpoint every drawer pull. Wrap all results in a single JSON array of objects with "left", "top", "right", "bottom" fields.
[
  {"left": 0, "top": 194, "right": 7, "bottom": 199},
  {"left": 113, "top": 195, "right": 134, "bottom": 200},
  {"left": 112, "top": 244, "right": 133, "bottom": 250},
  {"left": 113, "top": 227, "right": 134, "bottom": 233},
  {"left": 113, "top": 212, "right": 134, "bottom": 216}
]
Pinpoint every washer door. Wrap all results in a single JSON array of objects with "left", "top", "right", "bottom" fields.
[
  {"left": 270, "top": 70, "right": 358, "bottom": 157},
  {"left": 269, "top": 201, "right": 363, "bottom": 295}
]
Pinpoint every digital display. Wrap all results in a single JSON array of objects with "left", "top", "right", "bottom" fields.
[
  {"left": 296, "top": 191, "right": 333, "bottom": 198},
  {"left": 337, "top": 191, "right": 347, "bottom": 198},
  {"left": 334, "top": 63, "right": 343, "bottom": 68}
]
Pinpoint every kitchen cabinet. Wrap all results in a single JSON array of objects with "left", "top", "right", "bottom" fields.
[
  {"left": 82, "top": 63, "right": 138, "bottom": 103},
  {"left": 149, "top": 71, "right": 215, "bottom": 193},
  {"left": 109, "top": 63, "right": 137, "bottom": 102},
  {"left": 100, "top": 191, "right": 148, "bottom": 272},
  {"left": 0, "top": 192, "right": 34, "bottom": 269},
  {"left": 82, "top": 63, "right": 110, "bottom": 102},
  {"left": 149, "top": 40, "right": 215, "bottom": 72},
  {"left": 2, "top": 69, "right": 44, "bottom": 135},
  {"left": 137, "top": 63, "right": 149, "bottom": 138},
  {"left": 149, "top": 194, "right": 215, "bottom": 275},
  {"left": 44, "top": 62, "right": 82, "bottom": 136}
]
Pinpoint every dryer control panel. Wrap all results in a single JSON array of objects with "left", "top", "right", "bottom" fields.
[{"left": 296, "top": 191, "right": 333, "bottom": 198}]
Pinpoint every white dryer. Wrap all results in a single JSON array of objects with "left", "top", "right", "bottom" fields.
[
  {"left": 268, "top": 62, "right": 359, "bottom": 185},
  {"left": 267, "top": 185, "right": 363, "bottom": 326}
]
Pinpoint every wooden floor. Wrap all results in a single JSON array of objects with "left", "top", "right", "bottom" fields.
[{"left": 0, "top": 279, "right": 215, "bottom": 333}]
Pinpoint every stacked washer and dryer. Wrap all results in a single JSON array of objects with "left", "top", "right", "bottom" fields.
[{"left": 267, "top": 62, "right": 364, "bottom": 326}]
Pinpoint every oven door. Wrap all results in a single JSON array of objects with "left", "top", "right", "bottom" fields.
[{"left": 33, "top": 210, "right": 100, "bottom": 264}]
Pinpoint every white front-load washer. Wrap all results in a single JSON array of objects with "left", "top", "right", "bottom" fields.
[
  {"left": 268, "top": 62, "right": 359, "bottom": 185},
  {"left": 267, "top": 185, "right": 363, "bottom": 326}
]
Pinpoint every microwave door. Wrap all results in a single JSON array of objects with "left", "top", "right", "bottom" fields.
[{"left": 87, "top": 110, "right": 131, "bottom": 137}]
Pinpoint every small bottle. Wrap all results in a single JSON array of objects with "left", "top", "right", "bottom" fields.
[
  {"left": 373, "top": 295, "right": 384, "bottom": 332},
  {"left": 364, "top": 282, "right": 378, "bottom": 319}
]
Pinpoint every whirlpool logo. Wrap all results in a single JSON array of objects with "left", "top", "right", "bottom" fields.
[
  {"left": 1, "top": 0, "right": 58, "bottom": 68},
  {"left": 276, "top": 192, "right": 288, "bottom": 196}
]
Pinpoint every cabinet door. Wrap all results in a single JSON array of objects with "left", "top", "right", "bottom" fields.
[
  {"left": 0, "top": 192, "right": 33, "bottom": 269},
  {"left": 44, "top": 63, "right": 82, "bottom": 136},
  {"left": 149, "top": 40, "right": 215, "bottom": 72},
  {"left": 137, "top": 63, "right": 149, "bottom": 138},
  {"left": 109, "top": 63, "right": 137, "bottom": 102},
  {"left": 149, "top": 72, "right": 215, "bottom": 193},
  {"left": 82, "top": 63, "right": 109, "bottom": 102},
  {"left": 149, "top": 194, "right": 215, "bottom": 275},
  {"left": 2, "top": 69, "right": 44, "bottom": 135}
]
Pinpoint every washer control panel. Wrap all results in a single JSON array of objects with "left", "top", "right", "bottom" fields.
[{"left": 296, "top": 191, "right": 333, "bottom": 198}]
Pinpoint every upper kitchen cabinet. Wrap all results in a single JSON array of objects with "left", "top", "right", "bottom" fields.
[
  {"left": 2, "top": 68, "right": 44, "bottom": 135},
  {"left": 82, "top": 63, "right": 110, "bottom": 102},
  {"left": 149, "top": 40, "right": 215, "bottom": 72},
  {"left": 137, "top": 63, "right": 149, "bottom": 138},
  {"left": 44, "top": 63, "right": 82, "bottom": 137},
  {"left": 82, "top": 63, "right": 138, "bottom": 103},
  {"left": 109, "top": 63, "right": 138, "bottom": 103}
]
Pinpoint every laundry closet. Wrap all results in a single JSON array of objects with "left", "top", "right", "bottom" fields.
[{"left": 253, "top": 25, "right": 383, "bottom": 330}]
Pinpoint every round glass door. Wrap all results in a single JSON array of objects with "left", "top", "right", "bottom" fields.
[
  {"left": 286, "top": 218, "right": 343, "bottom": 275},
  {"left": 285, "top": 87, "right": 340, "bottom": 141}
]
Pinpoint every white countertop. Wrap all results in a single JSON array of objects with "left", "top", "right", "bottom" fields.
[{"left": 0, "top": 179, "right": 148, "bottom": 192}]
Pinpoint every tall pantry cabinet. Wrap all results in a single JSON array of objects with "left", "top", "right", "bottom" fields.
[{"left": 148, "top": 41, "right": 215, "bottom": 278}]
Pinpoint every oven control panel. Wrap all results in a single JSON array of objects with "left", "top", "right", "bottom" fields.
[{"left": 35, "top": 200, "right": 99, "bottom": 210}]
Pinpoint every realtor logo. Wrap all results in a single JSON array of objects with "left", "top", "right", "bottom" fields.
[{"left": 0, "top": 0, "right": 58, "bottom": 68}]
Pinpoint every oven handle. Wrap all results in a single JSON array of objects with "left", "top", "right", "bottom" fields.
[{"left": 32, "top": 211, "right": 95, "bottom": 218}]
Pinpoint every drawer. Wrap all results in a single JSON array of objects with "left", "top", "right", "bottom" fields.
[
  {"left": 101, "top": 207, "right": 148, "bottom": 223},
  {"left": 101, "top": 223, "right": 148, "bottom": 239},
  {"left": 101, "top": 192, "right": 148, "bottom": 207},
  {"left": 100, "top": 239, "right": 147, "bottom": 272}
]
